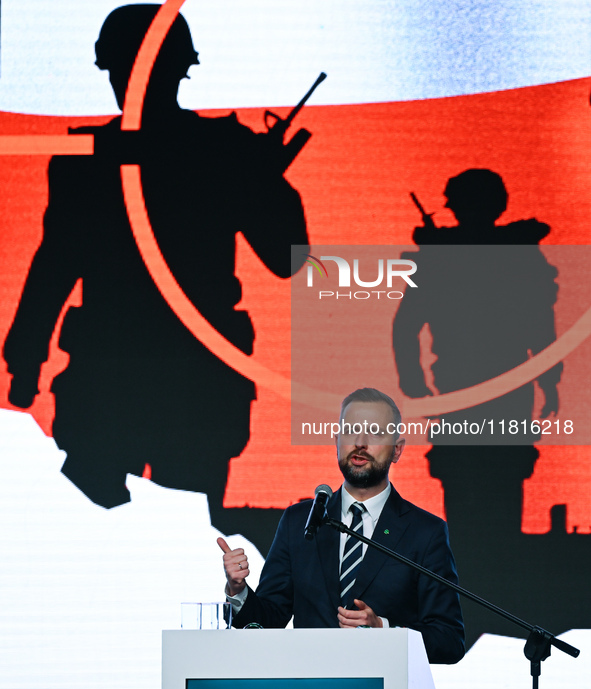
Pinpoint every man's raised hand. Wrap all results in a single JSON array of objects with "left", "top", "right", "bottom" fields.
[{"left": 217, "top": 537, "right": 250, "bottom": 596}]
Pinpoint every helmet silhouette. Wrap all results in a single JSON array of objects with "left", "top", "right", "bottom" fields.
[
  {"left": 444, "top": 168, "right": 508, "bottom": 223},
  {"left": 95, "top": 4, "right": 198, "bottom": 76}
]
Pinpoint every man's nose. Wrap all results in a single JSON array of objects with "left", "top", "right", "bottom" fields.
[{"left": 354, "top": 434, "right": 369, "bottom": 448}]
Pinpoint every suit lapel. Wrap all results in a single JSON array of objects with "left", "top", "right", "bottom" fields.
[
  {"left": 315, "top": 488, "right": 342, "bottom": 612},
  {"left": 350, "top": 486, "right": 411, "bottom": 603}
]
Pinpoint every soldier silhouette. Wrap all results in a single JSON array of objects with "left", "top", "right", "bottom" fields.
[
  {"left": 394, "top": 168, "right": 561, "bottom": 434},
  {"left": 393, "top": 169, "right": 564, "bottom": 646},
  {"left": 3, "top": 4, "right": 308, "bottom": 553}
]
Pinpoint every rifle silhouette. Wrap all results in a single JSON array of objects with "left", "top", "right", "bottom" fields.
[
  {"left": 264, "top": 72, "right": 327, "bottom": 172},
  {"left": 410, "top": 191, "right": 437, "bottom": 230}
]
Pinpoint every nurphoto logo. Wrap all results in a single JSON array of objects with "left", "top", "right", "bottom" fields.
[{"left": 304, "top": 254, "right": 417, "bottom": 300}]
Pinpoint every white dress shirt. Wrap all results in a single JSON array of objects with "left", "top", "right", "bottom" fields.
[
  {"left": 340, "top": 483, "right": 391, "bottom": 628},
  {"left": 339, "top": 483, "right": 391, "bottom": 562}
]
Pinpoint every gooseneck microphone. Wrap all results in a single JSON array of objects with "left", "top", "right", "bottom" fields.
[{"left": 304, "top": 484, "right": 333, "bottom": 540}]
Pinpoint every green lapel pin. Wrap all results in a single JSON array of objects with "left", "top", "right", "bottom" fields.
[{"left": 384, "top": 529, "right": 390, "bottom": 535}]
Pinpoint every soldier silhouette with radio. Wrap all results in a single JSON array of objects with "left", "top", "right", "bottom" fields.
[
  {"left": 393, "top": 169, "right": 564, "bottom": 645},
  {"left": 394, "top": 169, "right": 562, "bottom": 532},
  {"left": 3, "top": 4, "right": 309, "bottom": 553},
  {"left": 395, "top": 168, "right": 561, "bottom": 433}
]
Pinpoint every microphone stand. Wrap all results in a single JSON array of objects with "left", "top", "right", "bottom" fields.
[{"left": 323, "top": 516, "right": 580, "bottom": 689}]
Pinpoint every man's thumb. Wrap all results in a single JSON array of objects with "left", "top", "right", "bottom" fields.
[{"left": 217, "top": 537, "right": 231, "bottom": 554}]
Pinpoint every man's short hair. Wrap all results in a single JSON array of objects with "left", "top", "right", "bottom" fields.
[{"left": 340, "top": 388, "right": 402, "bottom": 428}]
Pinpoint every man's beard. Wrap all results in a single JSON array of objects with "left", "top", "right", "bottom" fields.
[{"left": 338, "top": 452, "right": 392, "bottom": 489}]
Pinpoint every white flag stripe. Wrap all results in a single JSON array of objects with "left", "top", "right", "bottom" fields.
[{"left": 0, "top": 0, "right": 590, "bottom": 115}]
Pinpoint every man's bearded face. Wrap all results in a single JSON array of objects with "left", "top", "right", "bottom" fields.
[{"left": 336, "top": 401, "right": 403, "bottom": 490}]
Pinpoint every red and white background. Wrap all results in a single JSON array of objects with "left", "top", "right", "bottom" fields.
[{"left": 0, "top": 1, "right": 590, "bottom": 687}]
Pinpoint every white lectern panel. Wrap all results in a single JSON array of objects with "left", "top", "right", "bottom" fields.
[{"left": 162, "top": 628, "right": 435, "bottom": 689}]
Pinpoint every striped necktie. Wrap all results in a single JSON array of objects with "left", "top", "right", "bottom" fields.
[{"left": 340, "top": 502, "right": 365, "bottom": 607}]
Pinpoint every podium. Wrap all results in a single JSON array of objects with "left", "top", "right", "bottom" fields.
[{"left": 162, "top": 628, "right": 435, "bottom": 689}]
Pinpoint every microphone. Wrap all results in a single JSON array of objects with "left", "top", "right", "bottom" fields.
[{"left": 304, "top": 484, "right": 333, "bottom": 540}]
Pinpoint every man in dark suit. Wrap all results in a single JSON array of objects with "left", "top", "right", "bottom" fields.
[{"left": 218, "top": 388, "right": 465, "bottom": 664}]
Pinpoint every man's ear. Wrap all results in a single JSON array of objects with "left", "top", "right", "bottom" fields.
[{"left": 391, "top": 437, "right": 405, "bottom": 464}]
